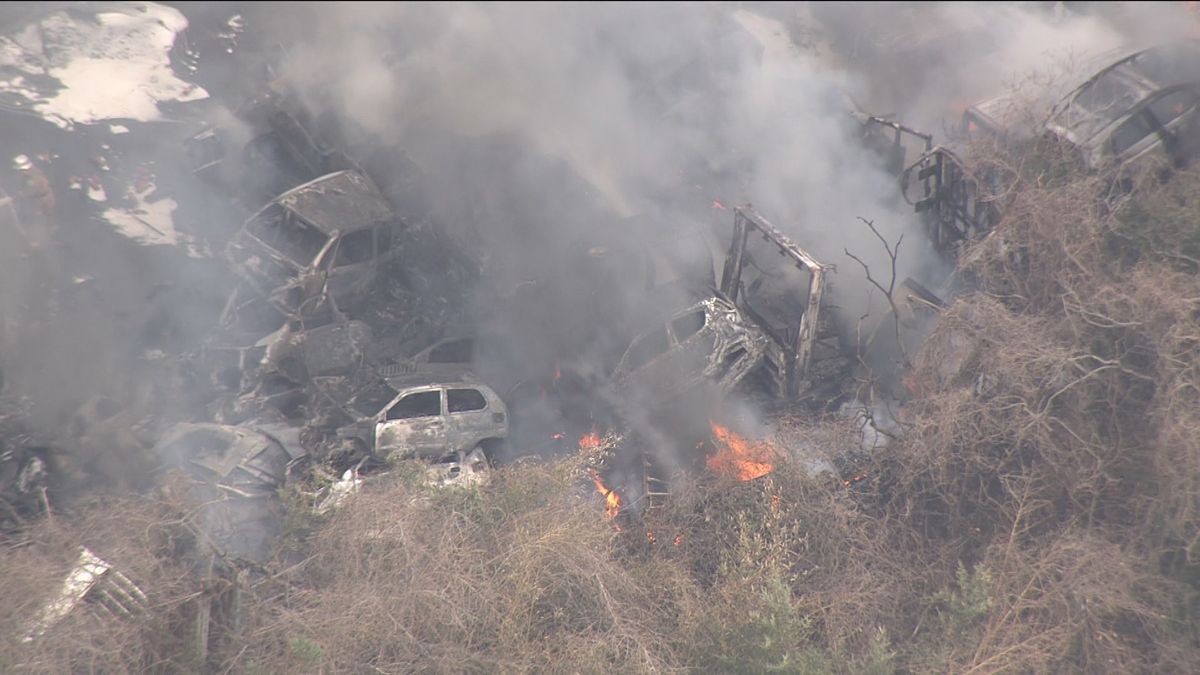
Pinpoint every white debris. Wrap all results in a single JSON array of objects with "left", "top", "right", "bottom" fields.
[
  {"left": 86, "top": 179, "right": 107, "bottom": 203},
  {"left": 101, "top": 178, "right": 200, "bottom": 256},
  {"left": 109, "top": 124, "right": 130, "bottom": 134},
  {"left": 12, "top": 154, "right": 32, "bottom": 171},
  {"left": 315, "top": 468, "right": 364, "bottom": 515},
  {"left": 0, "top": 4, "right": 208, "bottom": 129}
]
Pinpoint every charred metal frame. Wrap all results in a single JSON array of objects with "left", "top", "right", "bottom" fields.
[
  {"left": 719, "top": 206, "right": 831, "bottom": 399},
  {"left": 857, "top": 114, "right": 1000, "bottom": 259},
  {"left": 903, "top": 146, "right": 1000, "bottom": 257}
]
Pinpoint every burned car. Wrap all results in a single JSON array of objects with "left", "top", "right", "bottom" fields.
[
  {"left": 375, "top": 334, "right": 480, "bottom": 382},
  {"left": 328, "top": 377, "right": 509, "bottom": 465},
  {"left": 225, "top": 170, "right": 400, "bottom": 318},
  {"left": 155, "top": 423, "right": 306, "bottom": 564},
  {"left": 965, "top": 39, "right": 1200, "bottom": 172},
  {"left": 608, "top": 291, "right": 768, "bottom": 410}
]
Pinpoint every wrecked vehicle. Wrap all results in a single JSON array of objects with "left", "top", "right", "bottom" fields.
[
  {"left": 327, "top": 377, "right": 509, "bottom": 464},
  {"left": 964, "top": 38, "right": 1200, "bottom": 172},
  {"left": 259, "top": 319, "right": 375, "bottom": 383},
  {"left": 237, "top": 79, "right": 363, "bottom": 194},
  {"left": 155, "top": 422, "right": 306, "bottom": 564},
  {"left": 609, "top": 294, "right": 768, "bottom": 408},
  {"left": 375, "top": 334, "right": 481, "bottom": 382},
  {"left": 224, "top": 170, "right": 401, "bottom": 319}
]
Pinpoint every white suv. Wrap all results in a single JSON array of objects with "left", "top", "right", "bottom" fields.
[{"left": 337, "top": 378, "right": 509, "bottom": 464}]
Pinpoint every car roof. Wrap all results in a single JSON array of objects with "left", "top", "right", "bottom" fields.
[
  {"left": 383, "top": 375, "right": 488, "bottom": 392},
  {"left": 273, "top": 170, "right": 395, "bottom": 235},
  {"left": 969, "top": 39, "right": 1200, "bottom": 141},
  {"left": 1055, "top": 40, "right": 1200, "bottom": 141}
]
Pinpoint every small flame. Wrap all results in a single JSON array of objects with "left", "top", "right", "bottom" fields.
[
  {"left": 771, "top": 494, "right": 781, "bottom": 512},
  {"left": 579, "top": 431, "right": 603, "bottom": 451},
  {"left": 673, "top": 533, "right": 683, "bottom": 547},
  {"left": 712, "top": 199, "right": 726, "bottom": 210},
  {"left": 552, "top": 432, "right": 564, "bottom": 440},
  {"left": 554, "top": 363, "right": 561, "bottom": 381},
  {"left": 706, "top": 421, "right": 776, "bottom": 481},
  {"left": 843, "top": 472, "right": 869, "bottom": 487},
  {"left": 646, "top": 529, "right": 657, "bottom": 545},
  {"left": 588, "top": 468, "right": 622, "bottom": 521}
]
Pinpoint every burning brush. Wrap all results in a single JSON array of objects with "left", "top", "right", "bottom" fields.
[
  {"left": 706, "top": 420, "right": 778, "bottom": 481},
  {"left": 574, "top": 427, "right": 626, "bottom": 526},
  {"left": 588, "top": 468, "right": 622, "bottom": 522}
]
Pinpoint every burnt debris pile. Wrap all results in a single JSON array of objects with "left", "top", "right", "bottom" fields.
[{"left": 4, "top": 3, "right": 1200, "bottom": 668}]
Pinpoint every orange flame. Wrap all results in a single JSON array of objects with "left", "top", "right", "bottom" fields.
[
  {"left": 712, "top": 199, "right": 726, "bottom": 210},
  {"left": 579, "top": 431, "right": 603, "bottom": 451},
  {"left": 673, "top": 533, "right": 683, "bottom": 547},
  {"left": 843, "top": 472, "right": 868, "bottom": 487},
  {"left": 552, "top": 433, "right": 564, "bottom": 440},
  {"left": 706, "top": 421, "right": 776, "bottom": 481},
  {"left": 588, "top": 468, "right": 622, "bottom": 521},
  {"left": 646, "top": 529, "right": 657, "bottom": 545}
]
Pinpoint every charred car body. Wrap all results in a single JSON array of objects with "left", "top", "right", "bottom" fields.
[
  {"left": 325, "top": 376, "right": 509, "bottom": 465},
  {"left": 224, "top": 169, "right": 401, "bottom": 320},
  {"left": 155, "top": 422, "right": 307, "bottom": 565},
  {"left": 965, "top": 38, "right": 1200, "bottom": 172},
  {"left": 609, "top": 294, "right": 767, "bottom": 409}
]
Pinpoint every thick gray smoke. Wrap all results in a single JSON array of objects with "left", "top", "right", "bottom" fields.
[
  {"left": 275, "top": 2, "right": 942, "bottom": 362},
  {"left": 261, "top": 1, "right": 1200, "bottom": 470},
  {"left": 813, "top": 1, "right": 1199, "bottom": 131}
]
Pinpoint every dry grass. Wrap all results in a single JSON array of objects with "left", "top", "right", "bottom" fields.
[
  {"left": 234, "top": 464, "right": 697, "bottom": 673},
  {"left": 0, "top": 482, "right": 205, "bottom": 673}
]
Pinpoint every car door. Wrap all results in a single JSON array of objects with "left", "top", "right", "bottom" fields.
[
  {"left": 374, "top": 387, "right": 447, "bottom": 459},
  {"left": 317, "top": 227, "right": 378, "bottom": 309},
  {"left": 445, "top": 387, "right": 499, "bottom": 452},
  {"left": 1117, "top": 87, "right": 1200, "bottom": 168}
]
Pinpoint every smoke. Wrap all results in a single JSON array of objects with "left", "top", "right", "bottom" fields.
[
  {"left": 273, "top": 2, "right": 950, "bottom": 374},
  {"left": 812, "top": 1, "right": 1199, "bottom": 131},
  {"left": 258, "top": 1, "right": 1200, "bottom": 473}
]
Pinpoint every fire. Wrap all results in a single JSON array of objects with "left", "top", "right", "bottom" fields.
[
  {"left": 706, "top": 421, "right": 777, "bottom": 481},
  {"left": 588, "top": 468, "right": 622, "bottom": 521},
  {"left": 673, "top": 533, "right": 683, "bottom": 547},
  {"left": 712, "top": 199, "right": 726, "bottom": 210},
  {"left": 552, "top": 433, "right": 564, "bottom": 440},
  {"left": 553, "top": 363, "right": 561, "bottom": 381},
  {"left": 843, "top": 472, "right": 869, "bottom": 487},
  {"left": 579, "top": 430, "right": 602, "bottom": 451},
  {"left": 646, "top": 530, "right": 657, "bottom": 545}
]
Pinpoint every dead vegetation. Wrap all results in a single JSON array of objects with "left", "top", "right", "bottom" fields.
[{"left": 0, "top": 482, "right": 206, "bottom": 673}]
